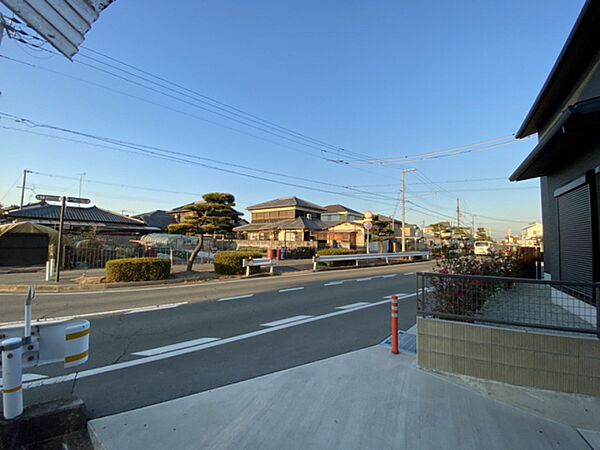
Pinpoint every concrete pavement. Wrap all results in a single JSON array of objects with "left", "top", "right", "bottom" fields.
[{"left": 88, "top": 345, "right": 592, "bottom": 450}]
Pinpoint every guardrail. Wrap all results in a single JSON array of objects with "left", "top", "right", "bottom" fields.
[
  {"left": 416, "top": 271, "right": 599, "bottom": 337},
  {"left": 242, "top": 257, "right": 278, "bottom": 276},
  {"left": 312, "top": 251, "right": 429, "bottom": 271}
]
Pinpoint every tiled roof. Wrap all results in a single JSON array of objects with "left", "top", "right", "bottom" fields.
[
  {"left": 133, "top": 210, "right": 176, "bottom": 228},
  {"left": 234, "top": 217, "right": 328, "bottom": 232},
  {"left": 7, "top": 204, "right": 146, "bottom": 226},
  {"left": 247, "top": 197, "right": 325, "bottom": 211},
  {"left": 323, "top": 204, "right": 362, "bottom": 215}
]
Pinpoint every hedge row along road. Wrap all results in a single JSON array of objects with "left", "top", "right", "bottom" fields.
[{"left": 0, "top": 260, "right": 434, "bottom": 419}]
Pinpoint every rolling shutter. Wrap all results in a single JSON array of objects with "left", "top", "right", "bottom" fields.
[{"left": 557, "top": 184, "right": 593, "bottom": 286}]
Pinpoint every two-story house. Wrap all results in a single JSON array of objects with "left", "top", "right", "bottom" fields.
[{"left": 234, "top": 197, "right": 328, "bottom": 246}]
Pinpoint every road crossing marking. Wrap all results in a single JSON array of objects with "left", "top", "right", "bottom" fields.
[
  {"left": 22, "top": 293, "right": 417, "bottom": 390},
  {"left": 382, "top": 293, "right": 412, "bottom": 299},
  {"left": 132, "top": 337, "right": 220, "bottom": 357},
  {"left": 261, "top": 315, "right": 313, "bottom": 327},
  {"left": 217, "top": 294, "right": 254, "bottom": 302},
  {"left": 278, "top": 287, "right": 305, "bottom": 293}
]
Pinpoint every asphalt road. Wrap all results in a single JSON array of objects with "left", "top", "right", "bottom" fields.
[{"left": 0, "top": 261, "right": 433, "bottom": 418}]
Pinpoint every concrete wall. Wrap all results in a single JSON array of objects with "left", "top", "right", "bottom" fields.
[
  {"left": 234, "top": 239, "right": 317, "bottom": 249},
  {"left": 417, "top": 318, "right": 600, "bottom": 396}
]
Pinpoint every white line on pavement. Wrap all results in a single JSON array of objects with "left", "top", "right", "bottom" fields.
[
  {"left": 1, "top": 373, "right": 47, "bottom": 385},
  {"left": 23, "top": 293, "right": 417, "bottom": 389},
  {"left": 278, "top": 287, "right": 305, "bottom": 293},
  {"left": 404, "top": 272, "right": 414, "bottom": 275},
  {"left": 336, "top": 302, "right": 371, "bottom": 310},
  {"left": 324, "top": 281, "right": 344, "bottom": 286},
  {"left": 261, "top": 315, "right": 313, "bottom": 327},
  {"left": 381, "top": 274, "right": 397, "bottom": 278},
  {"left": 217, "top": 294, "right": 254, "bottom": 302},
  {"left": 0, "top": 302, "right": 189, "bottom": 327},
  {"left": 132, "top": 337, "right": 220, "bottom": 357},
  {"left": 124, "top": 303, "right": 187, "bottom": 314},
  {"left": 355, "top": 277, "right": 372, "bottom": 282},
  {"left": 382, "top": 293, "right": 412, "bottom": 299}
]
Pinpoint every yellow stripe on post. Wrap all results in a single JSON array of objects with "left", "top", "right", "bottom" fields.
[
  {"left": 2, "top": 385, "right": 22, "bottom": 394},
  {"left": 66, "top": 329, "right": 90, "bottom": 341},
  {"left": 65, "top": 350, "right": 89, "bottom": 364}
]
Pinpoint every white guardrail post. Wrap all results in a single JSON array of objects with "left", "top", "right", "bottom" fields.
[
  {"left": 243, "top": 258, "right": 277, "bottom": 276},
  {"left": 0, "top": 286, "right": 91, "bottom": 420}
]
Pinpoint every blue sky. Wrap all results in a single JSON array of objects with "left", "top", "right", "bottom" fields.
[{"left": 0, "top": 0, "right": 586, "bottom": 237}]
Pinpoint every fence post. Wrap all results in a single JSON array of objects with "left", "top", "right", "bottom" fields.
[
  {"left": 1, "top": 337, "right": 23, "bottom": 419},
  {"left": 312, "top": 257, "right": 318, "bottom": 271},
  {"left": 596, "top": 286, "right": 599, "bottom": 339},
  {"left": 391, "top": 295, "right": 399, "bottom": 354}
]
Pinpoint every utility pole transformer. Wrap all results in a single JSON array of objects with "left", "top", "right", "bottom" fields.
[{"left": 401, "top": 168, "right": 416, "bottom": 252}]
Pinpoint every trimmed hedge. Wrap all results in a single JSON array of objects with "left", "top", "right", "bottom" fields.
[
  {"left": 316, "top": 248, "right": 358, "bottom": 267},
  {"left": 214, "top": 251, "right": 263, "bottom": 275},
  {"left": 106, "top": 257, "right": 171, "bottom": 282}
]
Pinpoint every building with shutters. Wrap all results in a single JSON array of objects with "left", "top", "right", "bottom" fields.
[{"left": 510, "top": 0, "right": 600, "bottom": 293}]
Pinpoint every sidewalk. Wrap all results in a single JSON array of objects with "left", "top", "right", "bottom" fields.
[{"left": 87, "top": 344, "right": 597, "bottom": 450}]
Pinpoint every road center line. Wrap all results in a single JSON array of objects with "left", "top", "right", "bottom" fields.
[
  {"left": 324, "top": 281, "right": 344, "bottom": 286},
  {"left": 217, "top": 294, "right": 254, "bottom": 302},
  {"left": 278, "top": 287, "right": 304, "bottom": 293},
  {"left": 355, "top": 277, "right": 372, "bottom": 282},
  {"left": 23, "top": 294, "right": 416, "bottom": 389},
  {"left": 261, "top": 315, "right": 313, "bottom": 327}
]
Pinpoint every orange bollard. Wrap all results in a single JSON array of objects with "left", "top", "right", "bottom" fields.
[{"left": 391, "top": 295, "right": 399, "bottom": 354}]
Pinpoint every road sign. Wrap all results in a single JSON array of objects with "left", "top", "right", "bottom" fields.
[
  {"left": 364, "top": 221, "right": 373, "bottom": 230},
  {"left": 66, "top": 196, "right": 90, "bottom": 204},
  {"left": 364, "top": 210, "right": 373, "bottom": 219},
  {"left": 35, "top": 194, "right": 61, "bottom": 202}
]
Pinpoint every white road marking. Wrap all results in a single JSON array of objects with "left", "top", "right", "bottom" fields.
[
  {"left": 404, "top": 272, "right": 414, "bottom": 275},
  {"left": 23, "top": 293, "right": 417, "bottom": 389},
  {"left": 336, "top": 302, "right": 370, "bottom": 310},
  {"left": 0, "top": 302, "right": 189, "bottom": 327},
  {"left": 261, "top": 315, "right": 313, "bottom": 327},
  {"left": 124, "top": 303, "right": 187, "bottom": 314},
  {"left": 355, "top": 277, "right": 372, "bottom": 282},
  {"left": 278, "top": 287, "right": 305, "bottom": 293},
  {"left": 217, "top": 294, "right": 254, "bottom": 302},
  {"left": 382, "top": 293, "right": 412, "bottom": 299},
  {"left": 324, "top": 281, "right": 344, "bottom": 286},
  {"left": 132, "top": 337, "right": 220, "bottom": 357},
  {"left": 381, "top": 274, "right": 397, "bottom": 278},
  {"left": 1, "top": 373, "right": 47, "bottom": 385}
]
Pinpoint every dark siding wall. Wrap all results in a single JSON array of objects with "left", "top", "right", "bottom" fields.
[
  {"left": 541, "top": 141, "right": 600, "bottom": 280},
  {"left": 0, "top": 233, "right": 49, "bottom": 266}
]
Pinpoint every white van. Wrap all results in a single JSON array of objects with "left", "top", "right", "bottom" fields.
[{"left": 473, "top": 241, "right": 492, "bottom": 255}]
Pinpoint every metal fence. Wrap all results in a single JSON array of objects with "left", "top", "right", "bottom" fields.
[
  {"left": 62, "top": 245, "right": 214, "bottom": 269},
  {"left": 416, "top": 272, "right": 599, "bottom": 337}
]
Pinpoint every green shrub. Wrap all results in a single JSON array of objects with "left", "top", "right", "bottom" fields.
[
  {"left": 236, "top": 246, "right": 267, "bottom": 254},
  {"left": 106, "top": 257, "right": 171, "bottom": 282},
  {"left": 214, "top": 251, "right": 263, "bottom": 275},
  {"left": 316, "top": 248, "right": 358, "bottom": 267}
]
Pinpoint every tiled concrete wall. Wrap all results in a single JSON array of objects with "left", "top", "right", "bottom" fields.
[{"left": 417, "top": 318, "right": 600, "bottom": 396}]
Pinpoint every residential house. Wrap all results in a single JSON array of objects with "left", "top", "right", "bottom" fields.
[
  {"left": 234, "top": 197, "right": 328, "bottom": 247},
  {"left": 5, "top": 202, "right": 152, "bottom": 234},
  {"left": 520, "top": 222, "right": 543, "bottom": 248},
  {"left": 510, "top": 0, "right": 600, "bottom": 290},
  {"left": 321, "top": 204, "right": 363, "bottom": 224},
  {"left": 133, "top": 210, "right": 176, "bottom": 230}
]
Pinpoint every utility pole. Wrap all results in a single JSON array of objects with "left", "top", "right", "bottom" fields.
[
  {"left": 456, "top": 198, "right": 460, "bottom": 229},
  {"left": 55, "top": 196, "right": 66, "bottom": 282},
  {"left": 19, "top": 169, "right": 32, "bottom": 208},
  {"left": 401, "top": 168, "right": 416, "bottom": 252},
  {"left": 78, "top": 172, "right": 86, "bottom": 199}
]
